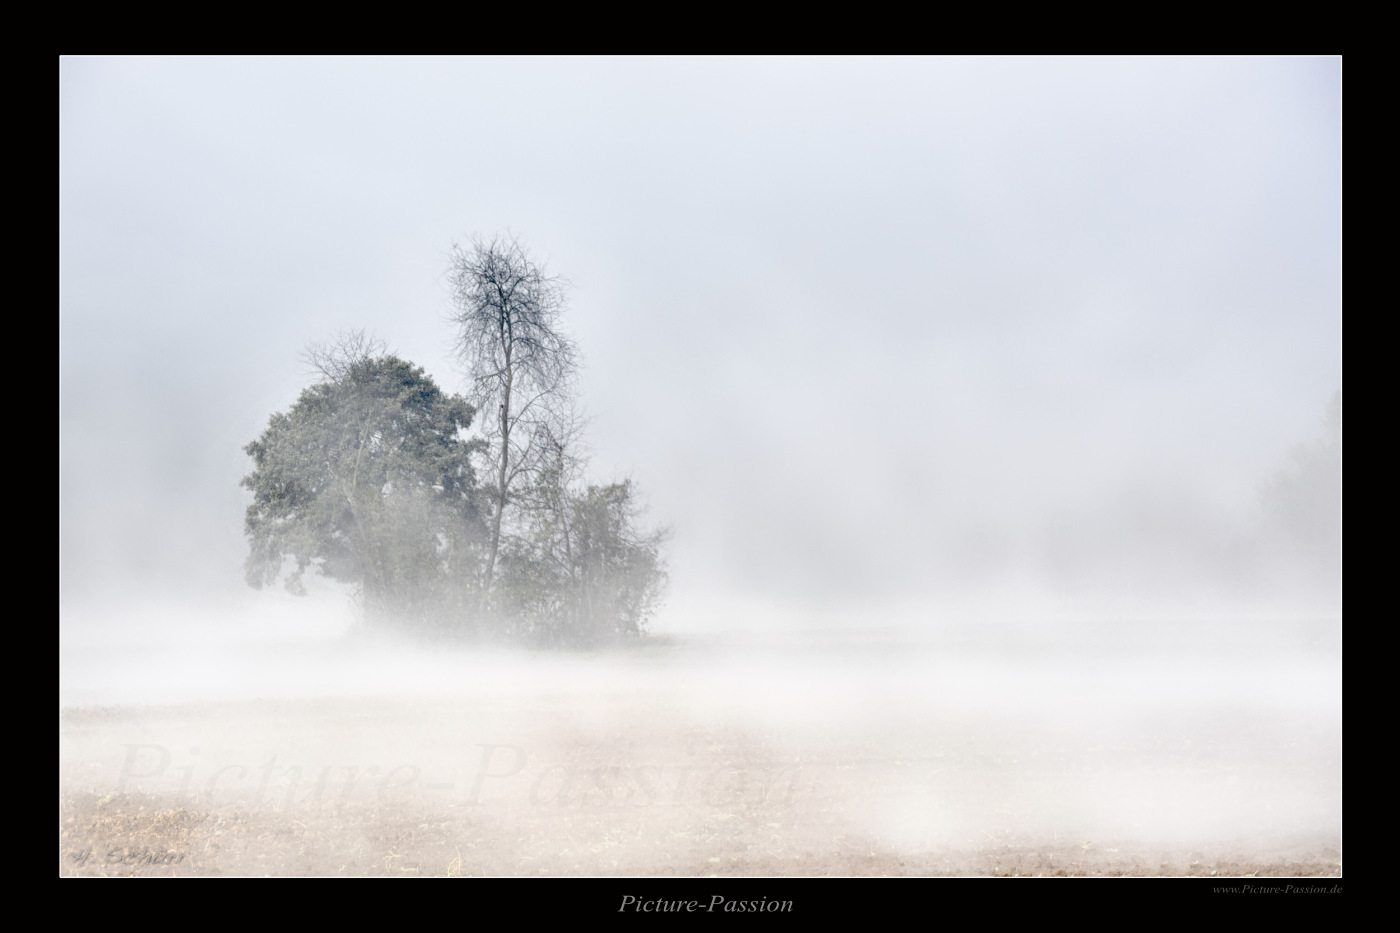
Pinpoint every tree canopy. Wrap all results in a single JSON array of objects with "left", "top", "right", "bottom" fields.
[{"left": 241, "top": 339, "right": 486, "bottom": 634}]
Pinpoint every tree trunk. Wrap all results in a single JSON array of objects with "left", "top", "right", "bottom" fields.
[{"left": 482, "top": 327, "right": 514, "bottom": 602}]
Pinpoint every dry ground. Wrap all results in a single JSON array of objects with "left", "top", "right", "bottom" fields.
[{"left": 59, "top": 659, "right": 1341, "bottom": 877}]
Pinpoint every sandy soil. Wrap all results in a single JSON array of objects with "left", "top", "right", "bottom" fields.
[{"left": 59, "top": 656, "right": 1341, "bottom": 878}]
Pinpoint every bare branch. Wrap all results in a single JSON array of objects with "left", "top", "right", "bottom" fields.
[
  {"left": 302, "top": 329, "right": 390, "bottom": 382},
  {"left": 447, "top": 234, "right": 582, "bottom": 597}
]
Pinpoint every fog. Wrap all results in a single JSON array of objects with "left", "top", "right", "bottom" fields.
[{"left": 59, "top": 57, "right": 1340, "bottom": 877}]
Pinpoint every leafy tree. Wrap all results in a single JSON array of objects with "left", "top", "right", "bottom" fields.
[{"left": 241, "top": 334, "right": 485, "bottom": 634}]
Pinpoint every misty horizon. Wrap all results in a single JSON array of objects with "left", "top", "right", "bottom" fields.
[{"left": 60, "top": 56, "right": 1339, "bottom": 629}]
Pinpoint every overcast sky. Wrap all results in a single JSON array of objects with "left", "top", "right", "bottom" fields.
[{"left": 59, "top": 57, "right": 1340, "bottom": 625}]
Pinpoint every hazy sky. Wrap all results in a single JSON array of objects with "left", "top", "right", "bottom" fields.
[{"left": 59, "top": 57, "right": 1340, "bottom": 622}]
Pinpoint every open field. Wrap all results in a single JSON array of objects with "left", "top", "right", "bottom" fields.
[{"left": 59, "top": 621, "right": 1340, "bottom": 877}]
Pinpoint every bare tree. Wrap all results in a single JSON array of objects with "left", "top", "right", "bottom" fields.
[{"left": 448, "top": 234, "right": 581, "bottom": 598}]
